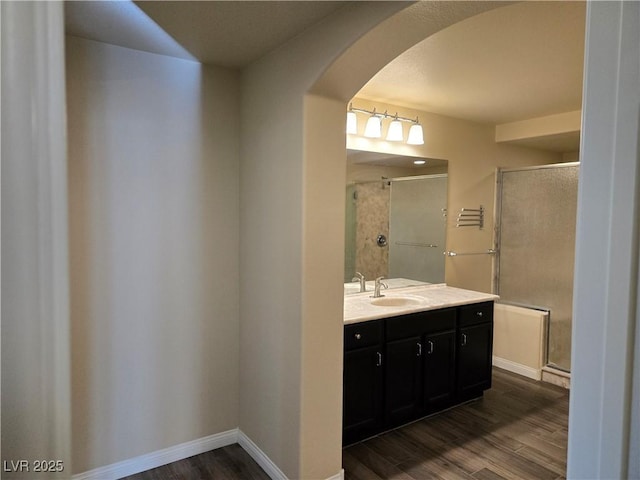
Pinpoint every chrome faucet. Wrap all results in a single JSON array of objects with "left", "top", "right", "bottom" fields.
[
  {"left": 352, "top": 271, "right": 366, "bottom": 293},
  {"left": 372, "top": 276, "right": 388, "bottom": 298}
]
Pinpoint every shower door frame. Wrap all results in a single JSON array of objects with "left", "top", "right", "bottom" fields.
[{"left": 493, "top": 162, "right": 580, "bottom": 371}]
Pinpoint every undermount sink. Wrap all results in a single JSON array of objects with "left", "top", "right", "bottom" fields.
[{"left": 370, "top": 295, "right": 425, "bottom": 307}]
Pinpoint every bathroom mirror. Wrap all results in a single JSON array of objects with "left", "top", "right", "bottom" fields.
[{"left": 344, "top": 150, "right": 448, "bottom": 295}]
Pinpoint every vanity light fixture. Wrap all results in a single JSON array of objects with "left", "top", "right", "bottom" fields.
[
  {"left": 407, "top": 122, "right": 425, "bottom": 145},
  {"left": 347, "top": 103, "right": 424, "bottom": 145},
  {"left": 346, "top": 111, "right": 357, "bottom": 135},
  {"left": 364, "top": 112, "right": 382, "bottom": 138},
  {"left": 386, "top": 117, "right": 404, "bottom": 142}
]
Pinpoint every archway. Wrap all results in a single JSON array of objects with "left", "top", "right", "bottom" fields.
[
  {"left": 300, "top": 2, "right": 639, "bottom": 479},
  {"left": 299, "top": 2, "right": 507, "bottom": 478}
]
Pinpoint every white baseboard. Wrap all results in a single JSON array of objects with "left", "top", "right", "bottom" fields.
[
  {"left": 72, "top": 429, "right": 238, "bottom": 480},
  {"left": 72, "top": 428, "right": 342, "bottom": 480},
  {"left": 237, "top": 430, "right": 288, "bottom": 480},
  {"left": 237, "top": 430, "right": 341, "bottom": 480},
  {"left": 326, "top": 469, "right": 345, "bottom": 480},
  {"left": 493, "top": 356, "right": 541, "bottom": 381}
]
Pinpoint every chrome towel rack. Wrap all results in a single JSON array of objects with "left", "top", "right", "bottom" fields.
[
  {"left": 395, "top": 241, "right": 438, "bottom": 248},
  {"left": 456, "top": 205, "right": 484, "bottom": 229},
  {"left": 444, "top": 249, "right": 497, "bottom": 257}
]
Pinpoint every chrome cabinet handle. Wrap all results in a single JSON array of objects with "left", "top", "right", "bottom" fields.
[
  {"left": 427, "top": 340, "right": 434, "bottom": 355},
  {"left": 477, "top": 311, "right": 483, "bottom": 317},
  {"left": 376, "top": 352, "right": 383, "bottom": 367},
  {"left": 354, "top": 333, "right": 362, "bottom": 340},
  {"left": 461, "top": 333, "right": 468, "bottom": 347},
  {"left": 417, "top": 342, "right": 422, "bottom": 357}
]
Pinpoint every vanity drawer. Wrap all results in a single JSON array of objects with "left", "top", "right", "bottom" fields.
[
  {"left": 386, "top": 308, "right": 456, "bottom": 341},
  {"left": 344, "top": 320, "right": 382, "bottom": 350},
  {"left": 458, "top": 301, "right": 494, "bottom": 327}
]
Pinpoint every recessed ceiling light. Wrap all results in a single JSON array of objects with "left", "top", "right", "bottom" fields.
[{"left": 414, "top": 159, "right": 426, "bottom": 165}]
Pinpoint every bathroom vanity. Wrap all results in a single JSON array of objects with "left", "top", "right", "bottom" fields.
[{"left": 343, "top": 284, "right": 498, "bottom": 445}]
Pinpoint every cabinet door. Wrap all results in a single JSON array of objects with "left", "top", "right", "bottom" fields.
[
  {"left": 424, "top": 329, "right": 456, "bottom": 412},
  {"left": 385, "top": 335, "right": 423, "bottom": 428},
  {"left": 343, "top": 345, "right": 383, "bottom": 445},
  {"left": 457, "top": 322, "right": 493, "bottom": 400}
]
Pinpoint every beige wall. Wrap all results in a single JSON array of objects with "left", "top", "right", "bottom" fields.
[
  {"left": 348, "top": 98, "right": 563, "bottom": 292},
  {"left": 66, "top": 36, "right": 240, "bottom": 473}
]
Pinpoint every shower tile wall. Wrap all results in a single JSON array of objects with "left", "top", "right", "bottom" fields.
[{"left": 355, "top": 182, "right": 389, "bottom": 279}]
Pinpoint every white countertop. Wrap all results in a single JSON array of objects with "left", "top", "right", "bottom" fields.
[{"left": 344, "top": 284, "right": 499, "bottom": 325}]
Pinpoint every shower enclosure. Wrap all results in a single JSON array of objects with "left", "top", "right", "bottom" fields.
[{"left": 495, "top": 163, "right": 579, "bottom": 372}]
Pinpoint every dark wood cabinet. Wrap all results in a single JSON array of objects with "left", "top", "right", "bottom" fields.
[
  {"left": 343, "top": 320, "right": 384, "bottom": 445},
  {"left": 385, "top": 335, "right": 422, "bottom": 427},
  {"left": 384, "top": 308, "right": 456, "bottom": 428},
  {"left": 424, "top": 329, "right": 456, "bottom": 412},
  {"left": 457, "top": 322, "right": 493, "bottom": 400},
  {"left": 456, "top": 302, "right": 494, "bottom": 400},
  {"left": 343, "top": 301, "right": 494, "bottom": 445}
]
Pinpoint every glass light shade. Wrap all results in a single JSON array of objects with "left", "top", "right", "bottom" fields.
[
  {"left": 364, "top": 115, "right": 382, "bottom": 138},
  {"left": 407, "top": 123, "right": 424, "bottom": 145},
  {"left": 386, "top": 119, "right": 403, "bottom": 141},
  {"left": 346, "top": 111, "right": 357, "bottom": 135}
]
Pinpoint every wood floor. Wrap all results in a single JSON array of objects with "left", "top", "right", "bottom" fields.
[
  {"left": 122, "top": 368, "right": 569, "bottom": 480},
  {"left": 344, "top": 368, "right": 569, "bottom": 480},
  {"left": 120, "top": 444, "right": 270, "bottom": 480}
]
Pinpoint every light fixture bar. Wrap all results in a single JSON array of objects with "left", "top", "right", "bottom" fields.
[
  {"left": 347, "top": 103, "right": 424, "bottom": 145},
  {"left": 348, "top": 104, "right": 420, "bottom": 125}
]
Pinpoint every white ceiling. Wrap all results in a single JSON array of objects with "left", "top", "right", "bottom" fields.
[
  {"left": 134, "top": 1, "right": 348, "bottom": 68},
  {"left": 65, "top": 1, "right": 585, "bottom": 149},
  {"left": 65, "top": 1, "right": 349, "bottom": 68},
  {"left": 357, "top": 1, "right": 586, "bottom": 125},
  {"left": 65, "top": 1, "right": 197, "bottom": 61}
]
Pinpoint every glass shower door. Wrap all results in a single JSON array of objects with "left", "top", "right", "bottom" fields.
[
  {"left": 389, "top": 175, "right": 447, "bottom": 284},
  {"left": 496, "top": 163, "right": 579, "bottom": 372}
]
